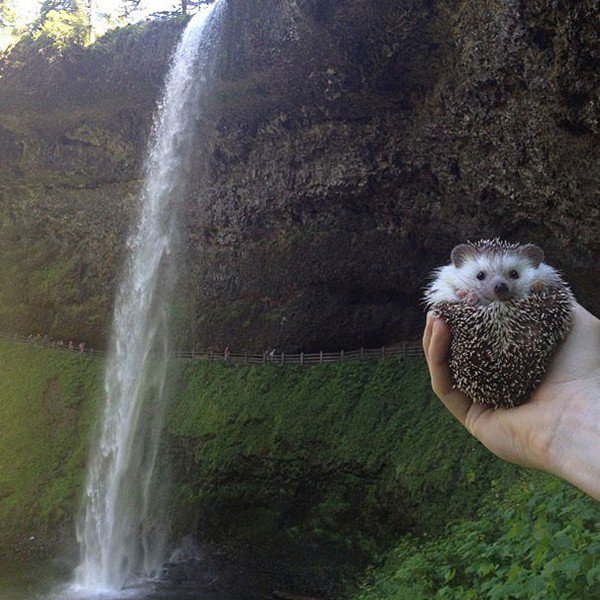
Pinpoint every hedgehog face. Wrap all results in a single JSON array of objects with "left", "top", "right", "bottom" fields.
[
  {"left": 424, "top": 240, "right": 563, "bottom": 307},
  {"left": 459, "top": 252, "right": 541, "bottom": 303}
]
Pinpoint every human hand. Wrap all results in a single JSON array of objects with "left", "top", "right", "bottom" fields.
[{"left": 423, "top": 303, "right": 600, "bottom": 500}]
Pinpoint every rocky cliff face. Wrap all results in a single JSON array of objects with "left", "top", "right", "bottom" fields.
[
  {"left": 0, "top": 21, "right": 183, "bottom": 345},
  {"left": 0, "top": 1, "right": 598, "bottom": 351}
]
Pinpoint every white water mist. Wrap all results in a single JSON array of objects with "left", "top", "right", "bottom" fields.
[{"left": 74, "top": 3, "right": 223, "bottom": 591}]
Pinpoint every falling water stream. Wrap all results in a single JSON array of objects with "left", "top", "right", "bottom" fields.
[{"left": 67, "top": 3, "right": 224, "bottom": 596}]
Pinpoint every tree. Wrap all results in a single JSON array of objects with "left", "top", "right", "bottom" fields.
[
  {"left": 118, "top": 0, "right": 142, "bottom": 23},
  {"left": 38, "top": 0, "right": 79, "bottom": 24},
  {"left": 181, "top": 0, "right": 217, "bottom": 13},
  {"left": 34, "top": 0, "right": 91, "bottom": 50},
  {"left": 0, "top": 0, "right": 17, "bottom": 30},
  {"left": 148, "top": 0, "right": 215, "bottom": 21}
]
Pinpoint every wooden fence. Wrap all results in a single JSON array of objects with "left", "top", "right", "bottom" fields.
[
  {"left": 175, "top": 342, "right": 424, "bottom": 365},
  {"left": 0, "top": 331, "right": 105, "bottom": 357},
  {"left": 0, "top": 331, "right": 424, "bottom": 366}
]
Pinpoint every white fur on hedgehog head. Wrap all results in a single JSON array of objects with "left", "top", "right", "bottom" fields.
[{"left": 425, "top": 239, "right": 563, "bottom": 306}]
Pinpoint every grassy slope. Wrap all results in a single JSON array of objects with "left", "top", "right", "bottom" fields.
[
  {"left": 2, "top": 344, "right": 597, "bottom": 597},
  {"left": 165, "top": 357, "right": 519, "bottom": 554},
  {"left": 0, "top": 342, "right": 101, "bottom": 559}
]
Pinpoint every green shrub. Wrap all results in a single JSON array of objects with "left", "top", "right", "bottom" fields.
[{"left": 354, "top": 476, "right": 600, "bottom": 599}]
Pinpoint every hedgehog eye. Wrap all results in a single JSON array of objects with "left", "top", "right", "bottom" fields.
[
  {"left": 476, "top": 271, "right": 486, "bottom": 281},
  {"left": 509, "top": 270, "right": 519, "bottom": 279}
]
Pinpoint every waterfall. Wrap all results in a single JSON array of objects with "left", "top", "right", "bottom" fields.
[{"left": 73, "top": 3, "right": 223, "bottom": 592}]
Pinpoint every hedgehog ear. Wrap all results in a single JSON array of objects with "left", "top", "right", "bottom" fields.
[
  {"left": 450, "top": 244, "right": 474, "bottom": 267},
  {"left": 522, "top": 244, "right": 544, "bottom": 267}
]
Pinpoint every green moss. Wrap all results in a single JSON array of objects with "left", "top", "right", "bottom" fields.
[
  {"left": 0, "top": 342, "right": 102, "bottom": 557},
  {"left": 165, "top": 357, "right": 519, "bottom": 553}
]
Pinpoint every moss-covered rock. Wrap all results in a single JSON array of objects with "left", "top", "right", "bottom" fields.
[
  {"left": 166, "top": 357, "right": 518, "bottom": 546},
  {"left": 163, "top": 355, "right": 521, "bottom": 595},
  {"left": 0, "top": 342, "right": 101, "bottom": 561}
]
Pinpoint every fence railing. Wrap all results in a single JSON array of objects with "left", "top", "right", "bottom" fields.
[
  {"left": 175, "top": 342, "right": 424, "bottom": 365},
  {"left": 0, "top": 331, "right": 105, "bottom": 356},
  {"left": 0, "top": 331, "right": 424, "bottom": 365}
]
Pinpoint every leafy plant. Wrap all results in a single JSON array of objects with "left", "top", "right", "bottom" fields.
[{"left": 354, "top": 477, "right": 600, "bottom": 599}]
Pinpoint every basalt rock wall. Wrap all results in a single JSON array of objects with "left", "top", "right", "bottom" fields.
[
  {"left": 0, "top": 20, "right": 183, "bottom": 346},
  {"left": 0, "top": 1, "right": 598, "bottom": 351}
]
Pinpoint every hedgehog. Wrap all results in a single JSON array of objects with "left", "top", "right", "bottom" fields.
[{"left": 424, "top": 239, "right": 575, "bottom": 408}]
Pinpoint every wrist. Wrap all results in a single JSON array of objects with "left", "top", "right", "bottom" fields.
[{"left": 544, "top": 388, "right": 600, "bottom": 501}]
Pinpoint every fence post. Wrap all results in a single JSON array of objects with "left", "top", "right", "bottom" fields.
[
  {"left": 281, "top": 352, "right": 285, "bottom": 365},
  {"left": 263, "top": 352, "right": 266, "bottom": 365},
  {"left": 382, "top": 346, "right": 386, "bottom": 359},
  {"left": 210, "top": 351, "right": 213, "bottom": 362},
  {"left": 360, "top": 347, "right": 364, "bottom": 359},
  {"left": 319, "top": 351, "right": 323, "bottom": 364},
  {"left": 191, "top": 348, "right": 195, "bottom": 359},
  {"left": 300, "top": 352, "right": 304, "bottom": 366},
  {"left": 340, "top": 349, "right": 344, "bottom": 362},
  {"left": 245, "top": 353, "right": 248, "bottom": 364}
]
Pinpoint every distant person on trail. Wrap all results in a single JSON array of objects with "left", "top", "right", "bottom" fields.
[
  {"left": 223, "top": 346, "right": 230, "bottom": 361},
  {"left": 423, "top": 303, "right": 600, "bottom": 502},
  {"left": 68, "top": 341, "right": 74, "bottom": 352}
]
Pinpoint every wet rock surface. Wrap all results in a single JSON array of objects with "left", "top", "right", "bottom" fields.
[
  {"left": 157, "top": 538, "right": 352, "bottom": 600},
  {"left": 0, "top": 0, "right": 598, "bottom": 350}
]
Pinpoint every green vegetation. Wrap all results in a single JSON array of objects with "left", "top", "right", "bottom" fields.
[
  {"left": 0, "top": 0, "right": 208, "bottom": 52},
  {"left": 34, "top": 0, "right": 90, "bottom": 50},
  {"left": 0, "top": 1, "right": 16, "bottom": 29},
  {"left": 165, "top": 357, "right": 519, "bottom": 554},
  {"left": 165, "top": 357, "right": 600, "bottom": 597},
  {"left": 354, "top": 477, "right": 600, "bottom": 599},
  {"left": 1, "top": 344, "right": 598, "bottom": 597},
  {"left": 0, "top": 341, "right": 101, "bottom": 559}
]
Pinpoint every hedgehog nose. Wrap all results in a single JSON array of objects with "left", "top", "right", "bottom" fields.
[{"left": 494, "top": 281, "right": 511, "bottom": 299}]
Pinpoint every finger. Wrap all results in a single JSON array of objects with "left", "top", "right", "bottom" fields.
[
  {"left": 427, "top": 318, "right": 453, "bottom": 395},
  {"left": 427, "top": 318, "right": 472, "bottom": 426},
  {"left": 422, "top": 312, "right": 435, "bottom": 360}
]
